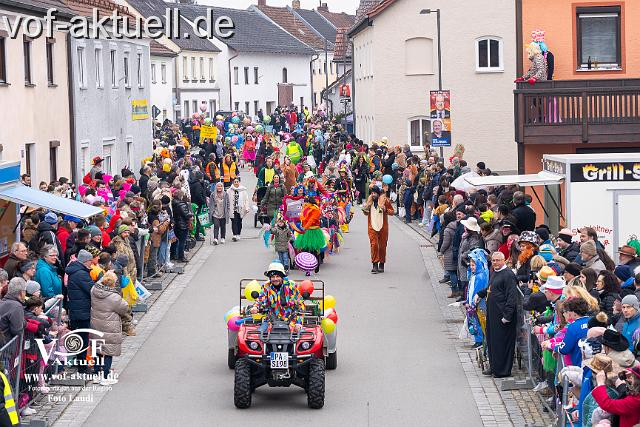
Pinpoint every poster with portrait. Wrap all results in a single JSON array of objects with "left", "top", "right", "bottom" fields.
[{"left": 429, "top": 90, "right": 452, "bottom": 147}]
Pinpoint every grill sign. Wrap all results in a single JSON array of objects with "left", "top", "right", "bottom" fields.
[{"left": 571, "top": 162, "right": 640, "bottom": 182}]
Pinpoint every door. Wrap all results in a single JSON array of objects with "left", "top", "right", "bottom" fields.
[{"left": 277, "top": 84, "right": 293, "bottom": 108}]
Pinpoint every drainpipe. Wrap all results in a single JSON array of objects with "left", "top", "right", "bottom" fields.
[
  {"left": 309, "top": 53, "right": 318, "bottom": 110},
  {"left": 228, "top": 50, "right": 239, "bottom": 110},
  {"left": 174, "top": 54, "right": 180, "bottom": 121},
  {"left": 350, "top": 40, "right": 355, "bottom": 133},
  {"left": 66, "top": 32, "right": 77, "bottom": 184}
]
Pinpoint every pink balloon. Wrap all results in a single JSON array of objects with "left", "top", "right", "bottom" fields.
[{"left": 227, "top": 316, "right": 241, "bottom": 331}]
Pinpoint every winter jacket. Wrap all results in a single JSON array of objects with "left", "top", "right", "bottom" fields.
[
  {"left": 189, "top": 179, "right": 207, "bottom": 208},
  {"left": 483, "top": 229, "right": 502, "bottom": 254},
  {"left": 66, "top": 261, "right": 94, "bottom": 322},
  {"left": 110, "top": 235, "right": 137, "bottom": 281},
  {"left": 3, "top": 254, "right": 22, "bottom": 279},
  {"left": 261, "top": 184, "right": 285, "bottom": 220},
  {"left": 272, "top": 225, "right": 292, "bottom": 253},
  {"left": 556, "top": 316, "right": 590, "bottom": 366},
  {"left": 621, "top": 312, "right": 640, "bottom": 351},
  {"left": 439, "top": 221, "right": 457, "bottom": 271},
  {"left": 458, "top": 232, "right": 484, "bottom": 281},
  {"left": 208, "top": 191, "right": 230, "bottom": 222},
  {"left": 559, "top": 242, "right": 580, "bottom": 262},
  {"left": 34, "top": 258, "right": 62, "bottom": 299},
  {"left": 227, "top": 185, "right": 250, "bottom": 218},
  {"left": 30, "top": 222, "right": 63, "bottom": 259},
  {"left": 90, "top": 283, "right": 130, "bottom": 357},
  {"left": 172, "top": 199, "right": 193, "bottom": 231},
  {"left": 591, "top": 385, "right": 640, "bottom": 427},
  {"left": 511, "top": 203, "right": 536, "bottom": 232},
  {"left": 584, "top": 255, "right": 607, "bottom": 274},
  {"left": 598, "top": 290, "right": 620, "bottom": 321},
  {"left": 0, "top": 295, "right": 24, "bottom": 346},
  {"left": 56, "top": 227, "right": 71, "bottom": 254}
]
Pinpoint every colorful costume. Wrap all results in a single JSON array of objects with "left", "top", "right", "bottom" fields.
[
  {"left": 294, "top": 201, "right": 326, "bottom": 252},
  {"left": 255, "top": 278, "right": 304, "bottom": 328},
  {"left": 363, "top": 193, "right": 394, "bottom": 264},
  {"left": 286, "top": 141, "right": 303, "bottom": 165}
]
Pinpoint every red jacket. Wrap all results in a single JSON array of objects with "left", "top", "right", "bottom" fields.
[
  {"left": 56, "top": 227, "right": 71, "bottom": 254},
  {"left": 591, "top": 385, "right": 640, "bottom": 427}
]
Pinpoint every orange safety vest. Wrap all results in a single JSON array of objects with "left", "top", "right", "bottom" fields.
[
  {"left": 223, "top": 162, "right": 237, "bottom": 182},
  {"left": 206, "top": 162, "right": 220, "bottom": 181}
]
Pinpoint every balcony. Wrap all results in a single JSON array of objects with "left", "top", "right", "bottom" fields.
[{"left": 514, "top": 79, "right": 640, "bottom": 145}]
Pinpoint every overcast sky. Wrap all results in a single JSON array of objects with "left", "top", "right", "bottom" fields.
[{"left": 197, "top": 0, "right": 359, "bottom": 14}]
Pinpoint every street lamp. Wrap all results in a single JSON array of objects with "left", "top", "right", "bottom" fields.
[{"left": 420, "top": 8, "right": 442, "bottom": 91}]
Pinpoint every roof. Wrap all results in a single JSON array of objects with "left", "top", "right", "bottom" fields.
[
  {"left": 366, "top": 0, "right": 398, "bottom": 19},
  {"left": 150, "top": 40, "right": 177, "bottom": 57},
  {"left": 63, "top": 0, "right": 137, "bottom": 21},
  {"left": 333, "top": 27, "right": 351, "bottom": 60},
  {"left": 181, "top": 5, "right": 315, "bottom": 56},
  {"left": 124, "top": 0, "right": 219, "bottom": 52},
  {"left": 293, "top": 8, "right": 337, "bottom": 41},
  {"left": 255, "top": 5, "right": 328, "bottom": 50},
  {"left": 0, "top": 184, "right": 103, "bottom": 219},
  {"left": 316, "top": 9, "right": 355, "bottom": 29},
  {"left": 354, "top": 0, "right": 382, "bottom": 24},
  {"left": 464, "top": 172, "right": 564, "bottom": 188},
  {"left": 0, "top": 0, "right": 75, "bottom": 18}
]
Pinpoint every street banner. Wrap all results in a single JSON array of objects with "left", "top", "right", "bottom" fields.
[
  {"left": 199, "top": 125, "right": 218, "bottom": 142},
  {"left": 131, "top": 100, "right": 149, "bottom": 120},
  {"left": 429, "top": 90, "right": 451, "bottom": 147}
]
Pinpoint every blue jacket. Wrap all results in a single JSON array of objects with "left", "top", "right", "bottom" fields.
[
  {"left": 556, "top": 316, "right": 590, "bottom": 366},
  {"left": 66, "top": 261, "right": 94, "bottom": 322},
  {"left": 34, "top": 258, "right": 62, "bottom": 299},
  {"left": 622, "top": 312, "right": 640, "bottom": 351}
]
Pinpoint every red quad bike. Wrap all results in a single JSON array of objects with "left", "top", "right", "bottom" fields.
[{"left": 230, "top": 279, "right": 331, "bottom": 409}]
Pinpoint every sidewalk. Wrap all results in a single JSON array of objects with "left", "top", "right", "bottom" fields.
[
  {"left": 20, "top": 241, "right": 207, "bottom": 427},
  {"left": 396, "top": 218, "right": 554, "bottom": 427}
]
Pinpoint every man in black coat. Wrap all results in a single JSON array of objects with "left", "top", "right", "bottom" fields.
[
  {"left": 138, "top": 166, "right": 151, "bottom": 196},
  {"left": 66, "top": 250, "right": 95, "bottom": 374},
  {"left": 510, "top": 191, "right": 536, "bottom": 232},
  {"left": 189, "top": 172, "right": 207, "bottom": 241},
  {"left": 556, "top": 228, "right": 580, "bottom": 262},
  {"left": 477, "top": 251, "right": 519, "bottom": 378}
]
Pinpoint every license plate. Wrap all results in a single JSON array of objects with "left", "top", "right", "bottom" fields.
[{"left": 270, "top": 352, "right": 289, "bottom": 369}]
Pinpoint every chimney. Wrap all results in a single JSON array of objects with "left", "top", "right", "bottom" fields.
[
  {"left": 292, "top": 0, "right": 300, "bottom": 8},
  {"left": 257, "top": 0, "right": 266, "bottom": 6},
  {"left": 318, "top": 2, "right": 328, "bottom": 11}
]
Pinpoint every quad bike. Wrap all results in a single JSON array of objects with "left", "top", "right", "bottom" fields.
[{"left": 228, "top": 279, "right": 337, "bottom": 409}]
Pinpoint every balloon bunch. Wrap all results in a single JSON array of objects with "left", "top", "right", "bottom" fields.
[{"left": 321, "top": 294, "right": 338, "bottom": 334}]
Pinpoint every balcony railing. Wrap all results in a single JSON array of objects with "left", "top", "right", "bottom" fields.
[{"left": 514, "top": 79, "right": 640, "bottom": 144}]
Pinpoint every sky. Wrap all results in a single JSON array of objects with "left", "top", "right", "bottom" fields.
[{"left": 197, "top": 0, "right": 359, "bottom": 14}]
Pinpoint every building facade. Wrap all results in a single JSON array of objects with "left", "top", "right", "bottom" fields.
[
  {"left": 0, "top": 0, "right": 73, "bottom": 184},
  {"left": 149, "top": 41, "right": 178, "bottom": 123},
  {"left": 350, "top": 0, "right": 518, "bottom": 172}
]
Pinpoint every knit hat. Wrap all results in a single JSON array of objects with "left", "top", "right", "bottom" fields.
[
  {"left": 535, "top": 226, "right": 550, "bottom": 243},
  {"left": 63, "top": 215, "right": 81, "bottom": 224},
  {"left": 117, "top": 225, "right": 130, "bottom": 235},
  {"left": 77, "top": 249, "right": 93, "bottom": 264},
  {"left": 86, "top": 245, "right": 101, "bottom": 258},
  {"left": 87, "top": 225, "right": 102, "bottom": 238},
  {"left": 614, "top": 265, "right": 634, "bottom": 282},
  {"left": 564, "top": 263, "right": 582, "bottom": 277},
  {"left": 621, "top": 294, "right": 639, "bottom": 311},
  {"left": 8, "top": 277, "right": 27, "bottom": 293},
  {"left": 558, "top": 228, "right": 574, "bottom": 244},
  {"left": 44, "top": 212, "right": 58, "bottom": 225},
  {"left": 19, "top": 260, "right": 36, "bottom": 273},
  {"left": 538, "top": 244, "right": 555, "bottom": 262},
  {"left": 25, "top": 280, "right": 40, "bottom": 295},
  {"left": 580, "top": 240, "right": 597, "bottom": 257}
]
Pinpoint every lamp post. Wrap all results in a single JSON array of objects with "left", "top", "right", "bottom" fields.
[{"left": 420, "top": 8, "right": 443, "bottom": 158}]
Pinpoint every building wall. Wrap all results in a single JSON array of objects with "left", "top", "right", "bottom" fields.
[
  {"left": 522, "top": 0, "right": 640, "bottom": 80},
  {"left": 352, "top": 0, "right": 517, "bottom": 172},
  {"left": 69, "top": 37, "right": 151, "bottom": 180},
  {"left": 312, "top": 52, "right": 337, "bottom": 108},
  {"left": 175, "top": 50, "right": 222, "bottom": 119},
  {"left": 150, "top": 55, "right": 176, "bottom": 123},
  {"left": 353, "top": 27, "right": 375, "bottom": 145},
  {"left": 0, "top": 13, "right": 72, "bottom": 184}
]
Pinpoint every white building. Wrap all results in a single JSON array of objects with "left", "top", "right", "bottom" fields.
[
  {"left": 349, "top": 0, "right": 518, "bottom": 172},
  {"left": 149, "top": 41, "right": 178, "bottom": 123}
]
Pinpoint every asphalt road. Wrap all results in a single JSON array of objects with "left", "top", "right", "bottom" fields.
[{"left": 84, "top": 169, "right": 482, "bottom": 427}]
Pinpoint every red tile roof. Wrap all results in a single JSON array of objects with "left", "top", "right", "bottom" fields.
[
  {"left": 150, "top": 40, "right": 177, "bottom": 57},
  {"left": 333, "top": 27, "right": 350, "bottom": 60},
  {"left": 316, "top": 9, "right": 355, "bottom": 29},
  {"left": 257, "top": 5, "right": 327, "bottom": 50},
  {"left": 63, "top": 0, "right": 136, "bottom": 22}
]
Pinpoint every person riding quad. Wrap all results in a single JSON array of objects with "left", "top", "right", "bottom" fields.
[{"left": 250, "top": 262, "right": 305, "bottom": 331}]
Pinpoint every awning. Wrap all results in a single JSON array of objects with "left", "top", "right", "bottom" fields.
[
  {"left": 0, "top": 185, "right": 102, "bottom": 219},
  {"left": 464, "top": 171, "right": 564, "bottom": 188}
]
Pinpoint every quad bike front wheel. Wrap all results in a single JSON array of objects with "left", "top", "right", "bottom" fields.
[
  {"left": 234, "top": 359, "right": 252, "bottom": 409},
  {"left": 307, "top": 358, "right": 325, "bottom": 409},
  {"left": 325, "top": 351, "right": 337, "bottom": 370}
]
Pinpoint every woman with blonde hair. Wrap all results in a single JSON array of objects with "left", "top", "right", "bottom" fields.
[{"left": 563, "top": 285, "right": 600, "bottom": 314}]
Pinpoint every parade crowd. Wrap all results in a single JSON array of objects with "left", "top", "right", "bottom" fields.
[{"left": 0, "top": 103, "right": 637, "bottom": 426}]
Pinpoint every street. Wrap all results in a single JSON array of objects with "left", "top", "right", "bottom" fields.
[{"left": 82, "top": 170, "right": 482, "bottom": 427}]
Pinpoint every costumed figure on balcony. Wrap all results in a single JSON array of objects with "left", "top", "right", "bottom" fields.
[{"left": 515, "top": 41, "right": 547, "bottom": 84}]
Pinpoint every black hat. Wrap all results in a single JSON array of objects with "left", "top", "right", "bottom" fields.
[
  {"left": 535, "top": 226, "right": 550, "bottom": 242},
  {"left": 523, "top": 291, "right": 549, "bottom": 313},
  {"left": 601, "top": 329, "right": 630, "bottom": 352},
  {"left": 370, "top": 186, "right": 381, "bottom": 195},
  {"left": 564, "top": 263, "right": 582, "bottom": 277}
]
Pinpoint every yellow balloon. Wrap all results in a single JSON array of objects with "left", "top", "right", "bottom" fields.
[
  {"left": 323, "top": 295, "right": 336, "bottom": 310},
  {"left": 321, "top": 318, "right": 336, "bottom": 334},
  {"left": 252, "top": 313, "right": 265, "bottom": 320},
  {"left": 244, "top": 280, "right": 261, "bottom": 301},
  {"left": 225, "top": 311, "right": 240, "bottom": 323}
]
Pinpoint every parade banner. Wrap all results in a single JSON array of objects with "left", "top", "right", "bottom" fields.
[
  {"left": 199, "top": 125, "right": 218, "bottom": 142},
  {"left": 131, "top": 100, "right": 149, "bottom": 120},
  {"left": 429, "top": 90, "right": 451, "bottom": 147}
]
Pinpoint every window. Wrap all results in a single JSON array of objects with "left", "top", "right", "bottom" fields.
[
  {"left": 49, "top": 142, "right": 58, "bottom": 182},
  {"left": 123, "top": 52, "right": 130, "bottom": 87},
  {"left": 110, "top": 49, "right": 117, "bottom": 87},
  {"left": 182, "top": 56, "right": 188, "bottom": 81},
  {"left": 313, "top": 65, "right": 316, "bottom": 75},
  {"left": 200, "top": 57, "right": 205, "bottom": 81},
  {"left": 0, "top": 37, "right": 6, "bottom": 83},
  {"left": 577, "top": 6, "right": 621, "bottom": 69},
  {"left": 161, "top": 62, "right": 167, "bottom": 83},
  {"left": 300, "top": 97, "right": 304, "bottom": 110},
  {"left": 244, "top": 101, "right": 250, "bottom": 114},
  {"left": 408, "top": 118, "right": 430, "bottom": 148},
  {"left": 102, "top": 143, "right": 113, "bottom": 175},
  {"left": 405, "top": 37, "right": 433, "bottom": 75},
  {"left": 209, "top": 99, "right": 216, "bottom": 116},
  {"left": 323, "top": 62, "right": 327, "bottom": 74},
  {"left": 191, "top": 57, "right": 196, "bottom": 80},
  {"left": 23, "top": 37, "right": 32, "bottom": 85},
  {"left": 125, "top": 138, "right": 133, "bottom": 169},
  {"left": 254, "top": 67, "right": 258, "bottom": 84},
  {"left": 77, "top": 46, "right": 86, "bottom": 88},
  {"left": 476, "top": 37, "right": 503, "bottom": 71},
  {"left": 318, "top": 61, "right": 322, "bottom": 75},
  {"left": 234, "top": 101, "right": 239, "bottom": 111},
  {"left": 192, "top": 100, "right": 197, "bottom": 115},
  {"left": 25, "top": 143, "right": 35, "bottom": 177},
  {"left": 244, "top": 67, "right": 249, "bottom": 85},
  {"left": 330, "top": 62, "right": 333, "bottom": 75},
  {"left": 95, "top": 47, "right": 103, "bottom": 88},
  {"left": 266, "top": 101, "right": 274, "bottom": 114},
  {"left": 46, "top": 38, "right": 54, "bottom": 85},
  {"left": 282, "top": 67, "right": 288, "bottom": 83},
  {"left": 136, "top": 52, "right": 142, "bottom": 87},
  {"left": 184, "top": 100, "right": 189, "bottom": 118},
  {"left": 313, "top": 92, "right": 317, "bottom": 106},
  {"left": 80, "top": 146, "right": 89, "bottom": 177},
  {"left": 254, "top": 100, "right": 259, "bottom": 115},
  {"left": 209, "top": 58, "right": 214, "bottom": 81},
  {"left": 151, "top": 63, "right": 156, "bottom": 84},
  {"left": 233, "top": 66, "right": 238, "bottom": 85}
]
